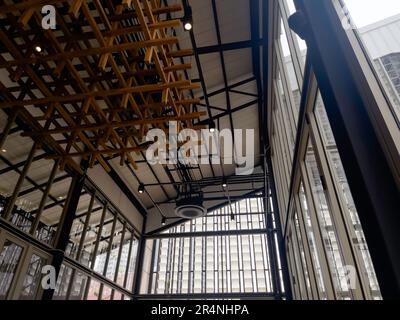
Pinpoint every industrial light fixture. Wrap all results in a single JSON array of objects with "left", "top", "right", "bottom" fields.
[
  {"left": 230, "top": 213, "right": 235, "bottom": 221},
  {"left": 161, "top": 216, "right": 166, "bottom": 226},
  {"left": 184, "top": 21, "right": 192, "bottom": 31},
  {"left": 222, "top": 178, "right": 227, "bottom": 188},
  {"left": 35, "top": 46, "right": 42, "bottom": 53},
  {"left": 209, "top": 120, "right": 216, "bottom": 133},
  {"left": 182, "top": 3, "right": 193, "bottom": 32},
  {"left": 138, "top": 183, "right": 145, "bottom": 194},
  {"left": 1, "top": 149, "right": 6, "bottom": 153}
]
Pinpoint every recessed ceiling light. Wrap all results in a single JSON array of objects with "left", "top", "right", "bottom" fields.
[{"left": 35, "top": 46, "right": 42, "bottom": 53}]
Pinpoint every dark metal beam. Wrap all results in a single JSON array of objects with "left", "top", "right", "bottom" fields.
[
  {"left": 146, "top": 228, "right": 267, "bottom": 239},
  {"left": 135, "top": 292, "right": 277, "bottom": 300},
  {"left": 42, "top": 167, "right": 87, "bottom": 300},
  {"left": 197, "top": 99, "right": 258, "bottom": 124},
  {"left": 196, "top": 39, "right": 264, "bottom": 55}
]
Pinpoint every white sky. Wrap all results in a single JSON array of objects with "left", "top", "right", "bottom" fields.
[
  {"left": 344, "top": 0, "right": 400, "bottom": 27},
  {"left": 281, "top": 0, "right": 400, "bottom": 55}
]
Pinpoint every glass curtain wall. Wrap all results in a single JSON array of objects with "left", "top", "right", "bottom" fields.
[
  {"left": 148, "top": 197, "right": 283, "bottom": 297},
  {"left": 268, "top": 0, "right": 382, "bottom": 300},
  {"left": 0, "top": 109, "right": 140, "bottom": 300}
]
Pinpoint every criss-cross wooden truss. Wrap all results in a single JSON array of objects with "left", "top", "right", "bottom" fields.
[{"left": 0, "top": 0, "right": 203, "bottom": 173}]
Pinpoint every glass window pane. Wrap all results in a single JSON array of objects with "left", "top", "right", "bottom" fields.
[
  {"left": 117, "top": 229, "right": 132, "bottom": 287},
  {"left": 298, "top": 182, "right": 327, "bottom": 299},
  {"left": 304, "top": 139, "right": 351, "bottom": 299},
  {"left": 66, "top": 191, "right": 92, "bottom": 260},
  {"left": 105, "top": 219, "right": 124, "bottom": 281},
  {"left": 150, "top": 199, "right": 275, "bottom": 295},
  {"left": 53, "top": 264, "right": 73, "bottom": 300},
  {"left": 86, "top": 279, "right": 101, "bottom": 300},
  {"left": 80, "top": 198, "right": 103, "bottom": 268},
  {"left": 113, "top": 291, "right": 122, "bottom": 300},
  {"left": 278, "top": 18, "right": 301, "bottom": 117},
  {"left": 0, "top": 240, "right": 23, "bottom": 299},
  {"left": 293, "top": 212, "right": 312, "bottom": 296},
  {"left": 35, "top": 176, "right": 72, "bottom": 246},
  {"left": 19, "top": 254, "right": 47, "bottom": 300},
  {"left": 101, "top": 285, "right": 112, "bottom": 300},
  {"left": 68, "top": 271, "right": 88, "bottom": 300},
  {"left": 93, "top": 209, "right": 114, "bottom": 275},
  {"left": 125, "top": 237, "right": 138, "bottom": 290},
  {"left": 314, "top": 93, "right": 381, "bottom": 299}
]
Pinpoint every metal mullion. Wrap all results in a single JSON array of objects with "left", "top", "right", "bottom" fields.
[
  {"left": 89, "top": 204, "right": 107, "bottom": 270},
  {"left": 226, "top": 212, "right": 236, "bottom": 291},
  {"left": 30, "top": 159, "right": 60, "bottom": 236},
  {"left": 278, "top": 0, "right": 304, "bottom": 83},
  {"left": 275, "top": 37, "right": 299, "bottom": 128},
  {"left": 272, "top": 111, "right": 291, "bottom": 195},
  {"left": 275, "top": 79, "right": 296, "bottom": 157},
  {"left": 213, "top": 214, "right": 217, "bottom": 294},
  {"left": 300, "top": 163, "right": 336, "bottom": 299},
  {"left": 311, "top": 103, "right": 374, "bottom": 297},
  {"left": 291, "top": 216, "right": 309, "bottom": 299},
  {"left": 178, "top": 235, "right": 184, "bottom": 294},
  {"left": 275, "top": 102, "right": 294, "bottom": 194},
  {"left": 256, "top": 197, "right": 269, "bottom": 291},
  {"left": 234, "top": 203, "right": 242, "bottom": 293},
  {"left": 170, "top": 236, "right": 177, "bottom": 294},
  {"left": 271, "top": 134, "right": 288, "bottom": 208},
  {"left": 202, "top": 224, "right": 207, "bottom": 293},
  {"left": 286, "top": 236, "right": 300, "bottom": 299},
  {"left": 188, "top": 223, "right": 193, "bottom": 294},
  {"left": 238, "top": 217, "right": 245, "bottom": 293},
  {"left": 168, "top": 237, "right": 175, "bottom": 294},
  {"left": 122, "top": 232, "right": 133, "bottom": 291},
  {"left": 245, "top": 199, "right": 256, "bottom": 293},
  {"left": 3, "top": 141, "right": 39, "bottom": 220},
  {"left": 219, "top": 207, "right": 224, "bottom": 294},
  {"left": 294, "top": 194, "right": 319, "bottom": 299},
  {"left": 148, "top": 238, "right": 158, "bottom": 294},
  {"left": 303, "top": 137, "right": 355, "bottom": 299},
  {"left": 273, "top": 102, "right": 292, "bottom": 188},
  {"left": 113, "top": 223, "right": 126, "bottom": 285},
  {"left": 65, "top": 267, "right": 76, "bottom": 300},
  {"left": 257, "top": 197, "right": 269, "bottom": 292},
  {"left": 271, "top": 147, "right": 288, "bottom": 222},
  {"left": 307, "top": 110, "right": 365, "bottom": 299},
  {"left": 75, "top": 191, "right": 96, "bottom": 262},
  {"left": 101, "top": 214, "right": 117, "bottom": 277},
  {"left": 274, "top": 71, "right": 297, "bottom": 150},
  {"left": 164, "top": 237, "right": 171, "bottom": 294},
  {"left": 110, "top": 221, "right": 126, "bottom": 300}
]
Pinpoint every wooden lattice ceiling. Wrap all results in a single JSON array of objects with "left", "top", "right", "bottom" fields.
[{"left": 0, "top": 0, "right": 203, "bottom": 173}]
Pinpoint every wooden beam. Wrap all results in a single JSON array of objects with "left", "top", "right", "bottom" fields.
[
  {"left": 0, "top": 37, "right": 179, "bottom": 67},
  {"left": 23, "top": 112, "right": 207, "bottom": 136},
  {"left": 47, "top": 146, "right": 145, "bottom": 159},
  {"left": 0, "top": 81, "right": 199, "bottom": 108}
]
